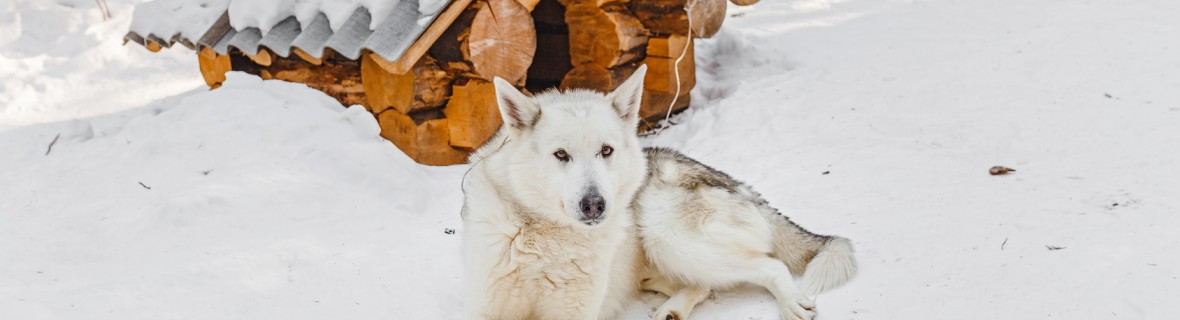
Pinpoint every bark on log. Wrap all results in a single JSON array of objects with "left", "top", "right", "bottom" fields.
[
  {"left": 443, "top": 79, "right": 502, "bottom": 151},
  {"left": 730, "top": 0, "right": 758, "bottom": 6},
  {"left": 565, "top": 2, "right": 647, "bottom": 68},
  {"left": 377, "top": 109, "right": 469, "bottom": 166},
  {"left": 265, "top": 54, "right": 368, "bottom": 107},
  {"left": 198, "top": 47, "right": 232, "bottom": 89},
  {"left": 629, "top": 0, "right": 726, "bottom": 38},
  {"left": 361, "top": 53, "right": 452, "bottom": 115},
  {"left": 427, "top": 1, "right": 480, "bottom": 77}
]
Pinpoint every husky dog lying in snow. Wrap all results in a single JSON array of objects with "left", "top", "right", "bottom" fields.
[{"left": 461, "top": 66, "right": 856, "bottom": 320}]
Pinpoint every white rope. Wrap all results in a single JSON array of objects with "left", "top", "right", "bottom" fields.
[{"left": 661, "top": 4, "right": 694, "bottom": 125}]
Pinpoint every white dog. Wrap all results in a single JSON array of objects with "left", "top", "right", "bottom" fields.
[{"left": 461, "top": 66, "right": 855, "bottom": 320}]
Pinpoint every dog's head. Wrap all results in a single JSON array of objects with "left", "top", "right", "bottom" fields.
[{"left": 491, "top": 65, "right": 649, "bottom": 227}]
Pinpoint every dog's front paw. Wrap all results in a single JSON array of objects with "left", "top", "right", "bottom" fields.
[{"left": 781, "top": 295, "right": 816, "bottom": 320}]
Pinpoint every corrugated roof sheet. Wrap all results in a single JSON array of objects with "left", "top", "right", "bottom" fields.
[{"left": 125, "top": 0, "right": 449, "bottom": 62}]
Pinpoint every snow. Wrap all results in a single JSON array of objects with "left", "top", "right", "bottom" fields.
[
  {"left": 128, "top": 0, "right": 229, "bottom": 41},
  {"left": 3, "top": 0, "right": 1179, "bottom": 319},
  {"left": 227, "top": 0, "right": 429, "bottom": 35},
  {"left": 130, "top": 0, "right": 448, "bottom": 37}
]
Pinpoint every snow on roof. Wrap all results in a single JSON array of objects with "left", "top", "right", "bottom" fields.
[
  {"left": 127, "top": 0, "right": 230, "bottom": 49},
  {"left": 125, "top": 0, "right": 452, "bottom": 61}
]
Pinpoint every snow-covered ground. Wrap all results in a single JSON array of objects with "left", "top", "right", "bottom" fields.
[{"left": 2, "top": 0, "right": 1178, "bottom": 319}]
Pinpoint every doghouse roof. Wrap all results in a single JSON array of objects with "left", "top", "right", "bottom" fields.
[{"left": 124, "top": 0, "right": 458, "bottom": 62}]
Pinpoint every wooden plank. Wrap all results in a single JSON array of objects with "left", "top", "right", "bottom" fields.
[{"left": 386, "top": 0, "right": 476, "bottom": 75}]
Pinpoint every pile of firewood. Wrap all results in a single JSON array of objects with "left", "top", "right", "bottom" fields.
[{"left": 198, "top": 0, "right": 753, "bottom": 165}]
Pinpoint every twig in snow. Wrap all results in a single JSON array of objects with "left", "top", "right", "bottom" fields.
[
  {"left": 989, "top": 166, "right": 1016, "bottom": 175},
  {"left": 138, "top": 181, "right": 152, "bottom": 190},
  {"left": 45, "top": 134, "right": 61, "bottom": 156},
  {"left": 1045, "top": 245, "right": 1066, "bottom": 251},
  {"left": 1001, "top": 238, "right": 1008, "bottom": 250}
]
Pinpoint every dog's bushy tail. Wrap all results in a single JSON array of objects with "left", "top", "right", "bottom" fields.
[
  {"left": 798, "top": 236, "right": 856, "bottom": 295},
  {"left": 768, "top": 217, "right": 857, "bottom": 296}
]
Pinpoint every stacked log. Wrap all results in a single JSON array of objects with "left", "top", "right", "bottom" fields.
[
  {"left": 560, "top": 0, "right": 698, "bottom": 128},
  {"left": 428, "top": 0, "right": 536, "bottom": 86},
  {"left": 197, "top": 47, "right": 232, "bottom": 88},
  {"left": 640, "top": 34, "right": 693, "bottom": 121},
  {"left": 190, "top": 0, "right": 732, "bottom": 165},
  {"left": 364, "top": 0, "right": 535, "bottom": 165},
  {"left": 628, "top": 0, "right": 726, "bottom": 38}
]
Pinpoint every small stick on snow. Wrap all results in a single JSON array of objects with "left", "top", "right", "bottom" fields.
[
  {"left": 989, "top": 166, "right": 1016, "bottom": 175},
  {"left": 45, "top": 134, "right": 61, "bottom": 156},
  {"left": 1001, "top": 238, "right": 1008, "bottom": 250},
  {"left": 1046, "top": 245, "right": 1066, "bottom": 251},
  {"left": 138, "top": 181, "right": 152, "bottom": 190}
]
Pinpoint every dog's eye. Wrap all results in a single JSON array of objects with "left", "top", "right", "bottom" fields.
[
  {"left": 601, "top": 145, "right": 613, "bottom": 158},
  {"left": 554, "top": 149, "right": 570, "bottom": 162}
]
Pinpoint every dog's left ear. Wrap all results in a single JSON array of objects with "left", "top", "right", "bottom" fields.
[{"left": 608, "top": 64, "right": 647, "bottom": 122}]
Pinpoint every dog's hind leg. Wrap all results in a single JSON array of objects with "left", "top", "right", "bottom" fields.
[
  {"left": 650, "top": 285, "right": 709, "bottom": 320},
  {"left": 741, "top": 257, "right": 817, "bottom": 320}
]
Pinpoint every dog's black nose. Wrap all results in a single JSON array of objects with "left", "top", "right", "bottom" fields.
[{"left": 579, "top": 194, "right": 606, "bottom": 220}]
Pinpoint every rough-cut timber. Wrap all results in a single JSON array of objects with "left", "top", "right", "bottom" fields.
[
  {"left": 128, "top": 0, "right": 740, "bottom": 165},
  {"left": 560, "top": 63, "right": 638, "bottom": 92},
  {"left": 246, "top": 48, "right": 273, "bottom": 66},
  {"left": 639, "top": 38, "right": 695, "bottom": 120},
  {"left": 428, "top": 1, "right": 481, "bottom": 77},
  {"left": 377, "top": 110, "right": 469, "bottom": 166},
  {"left": 293, "top": 48, "right": 324, "bottom": 65},
  {"left": 469, "top": 0, "right": 537, "bottom": 85},
  {"left": 361, "top": 53, "right": 452, "bottom": 115},
  {"left": 629, "top": 0, "right": 726, "bottom": 38},
  {"left": 198, "top": 47, "right": 232, "bottom": 89},
  {"left": 730, "top": 0, "right": 759, "bottom": 5},
  {"left": 565, "top": 2, "right": 647, "bottom": 68},
  {"left": 429, "top": 0, "right": 537, "bottom": 85},
  {"left": 646, "top": 34, "right": 690, "bottom": 59},
  {"left": 443, "top": 79, "right": 502, "bottom": 151}
]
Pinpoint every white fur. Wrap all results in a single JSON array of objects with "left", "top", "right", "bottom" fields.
[
  {"left": 462, "top": 66, "right": 650, "bottom": 319},
  {"left": 636, "top": 150, "right": 856, "bottom": 320},
  {"left": 461, "top": 64, "right": 856, "bottom": 320}
]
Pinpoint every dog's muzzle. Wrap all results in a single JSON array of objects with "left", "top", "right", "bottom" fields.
[{"left": 578, "top": 193, "right": 606, "bottom": 225}]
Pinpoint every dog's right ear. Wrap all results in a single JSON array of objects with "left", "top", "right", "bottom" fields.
[{"left": 493, "top": 77, "right": 540, "bottom": 130}]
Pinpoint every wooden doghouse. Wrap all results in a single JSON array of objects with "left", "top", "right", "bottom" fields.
[{"left": 125, "top": 0, "right": 754, "bottom": 165}]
